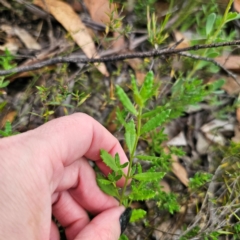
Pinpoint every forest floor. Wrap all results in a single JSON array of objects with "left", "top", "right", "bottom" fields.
[{"left": 1, "top": 1, "right": 240, "bottom": 239}]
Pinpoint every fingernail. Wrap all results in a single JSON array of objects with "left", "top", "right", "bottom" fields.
[{"left": 119, "top": 207, "right": 132, "bottom": 234}]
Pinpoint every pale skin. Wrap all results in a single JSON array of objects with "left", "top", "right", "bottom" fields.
[{"left": 0, "top": 113, "right": 129, "bottom": 240}]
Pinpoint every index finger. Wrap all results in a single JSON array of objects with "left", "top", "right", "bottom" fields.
[{"left": 34, "top": 113, "right": 129, "bottom": 184}]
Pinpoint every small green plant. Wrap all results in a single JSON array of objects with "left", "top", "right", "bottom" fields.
[
  {"left": 0, "top": 48, "right": 16, "bottom": 70},
  {"left": 35, "top": 79, "right": 89, "bottom": 121},
  {"left": 95, "top": 68, "right": 226, "bottom": 239},
  {"left": 97, "top": 72, "right": 178, "bottom": 224},
  {"left": 0, "top": 121, "right": 18, "bottom": 137},
  {"left": 189, "top": 172, "right": 213, "bottom": 190}
]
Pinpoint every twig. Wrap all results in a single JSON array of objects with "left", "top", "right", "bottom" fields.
[
  {"left": 177, "top": 52, "right": 238, "bottom": 81},
  {"left": 1, "top": 39, "right": 240, "bottom": 76}
]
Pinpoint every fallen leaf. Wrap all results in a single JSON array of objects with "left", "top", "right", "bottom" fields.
[
  {"left": 167, "top": 131, "right": 187, "bottom": 146},
  {"left": 83, "top": 0, "right": 125, "bottom": 50},
  {"left": 0, "top": 37, "right": 19, "bottom": 54},
  {"left": 215, "top": 56, "right": 240, "bottom": 72},
  {"left": 164, "top": 147, "right": 189, "bottom": 186},
  {"left": 221, "top": 75, "right": 240, "bottom": 95},
  {"left": 0, "top": 111, "right": 17, "bottom": 128},
  {"left": 34, "top": 0, "right": 109, "bottom": 76},
  {"left": 1, "top": 24, "right": 41, "bottom": 50}
]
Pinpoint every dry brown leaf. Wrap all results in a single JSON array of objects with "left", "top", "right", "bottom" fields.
[
  {"left": 237, "top": 107, "right": 240, "bottom": 123},
  {"left": 34, "top": 0, "right": 109, "bottom": 76},
  {"left": 171, "top": 154, "right": 189, "bottom": 187},
  {"left": 164, "top": 147, "right": 189, "bottom": 186},
  {"left": 232, "top": 123, "right": 240, "bottom": 142},
  {"left": 83, "top": 0, "right": 125, "bottom": 50},
  {"left": 172, "top": 31, "right": 190, "bottom": 49},
  {"left": 222, "top": 75, "right": 240, "bottom": 95},
  {"left": 159, "top": 180, "right": 171, "bottom": 193},
  {"left": 215, "top": 56, "right": 240, "bottom": 72},
  {"left": 0, "top": 37, "right": 19, "bottom": 54},
  {"left": 1, "top": 24, "right": 41, "bottom": 50},
  {"left": 0, "top": 111, "right": 17, "bottom": 128}
]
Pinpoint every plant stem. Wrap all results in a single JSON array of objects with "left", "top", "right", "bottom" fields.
[{"left": 119, "top": 107, "right": 143, "bottom": 206}]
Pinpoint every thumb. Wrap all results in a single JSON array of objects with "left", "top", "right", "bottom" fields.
[{"left": 75, "top": 206, "right": 131, "bottom": 240}]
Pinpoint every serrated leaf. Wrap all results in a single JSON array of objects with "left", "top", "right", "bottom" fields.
[
  {"left": 129, "top": 189, "right": 155, "bottom": 201},
  {"left": 130, "top": 209, "right": 146, "bottom": 222},
  {"left": 97, "top": 174, "right": 119, "bottom": 198},
  {"left": 142, "top": 107, "right": 162, "bottom": 119},
  {"left": 206, "top": 13, "right": 216, "bottom": 35},
  {"left": 131, "top": 74, "right": 144, "bottom": 106},
  {"left": 116, "top": 85, "right": 137, "bottom": 116},
  {"left": 116, "top": 107, "right": 127, "bottom": 126},
  {"left": 125, "top": 119, "right": 136, "bottom": 153},
  {"left": 140, "top": 71, "right": 154, "bottom": 102},
  {"left": 133, "top": 172, "right": 165, "bottom": 181},
  {"left": 140, "top": 110, "right": 171, "bottom": 135},
  {"left": 100, "top": 149, "right": 119, "bottom": 172}
]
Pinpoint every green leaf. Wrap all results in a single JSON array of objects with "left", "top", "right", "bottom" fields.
[
  {"left": 130, "top": 164, "right": 137, "bottom": 176},
  {"left": 140, "top": 71, "right": 154, "bottom": 102},
  {"left": 116, "top": 85, "right": 137, "bottom": 116},
  {"left": 120, "top": 162, "right": 129, "bottom": 168},
  {"left": 115, "top": 153, "right": 121, "bottom": 167},
  {"left": 129, "top": 189, "right": 155, "bottom": 201},
  {"left": 0, "top": 79, "right": 10, "bottom": 88},
  {"left": 119, "top": 234, "right": 129, "bottom": 240},
  {"left": 97, "top": 179, "right": 112, "bottom": 185},
  {"left": 133, "top": 172, "right": 165, "bottom": 181},
  {"left": 130, "top": 209, "right": 146, "bottom": 222},
  {"left": 140, "top": 110, "right": 171, "bottom": 135},
  {"left": 206, "top": 52, "right": 219, "bottom": 58},
  {"left": 208, "top": 79, "right": 225, "bottom": 91},
  {"left": 124, "top": 119, "right": 136, "bottom": 153},
  {"left": 137, "top": 163, "right": 142, "bottom": 174},
  {"left": 225, "top": 12, "right": 240, "bottom": 23},
  {"left": 206, "top": 13, "right": 216, "bottom": 36},
  {"left": 100, "top": 149, "right": 119, "bottom": 172},
  {"left": 142, "top": 107, "right": 162, "bottom": 119},
  {"left": 5, "top": 121, "right": 12, "bottom": 134},
  {"left": 96, "top": 174, "right": 119, "bottom": 198},
  {"left": 116, "top": 107, "right": 127, "bottom": 126},
  {"left": 131, "top": 74, "right": 144, "bottom": 106}
]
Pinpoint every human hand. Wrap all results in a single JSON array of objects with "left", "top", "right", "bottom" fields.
[{"left": 0, "top": 113, "right": 131, "bottom": 240}]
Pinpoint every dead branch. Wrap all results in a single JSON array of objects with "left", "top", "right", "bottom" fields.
[{"left": 1, "top": 39, "right": 240, "bottom": 76}]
